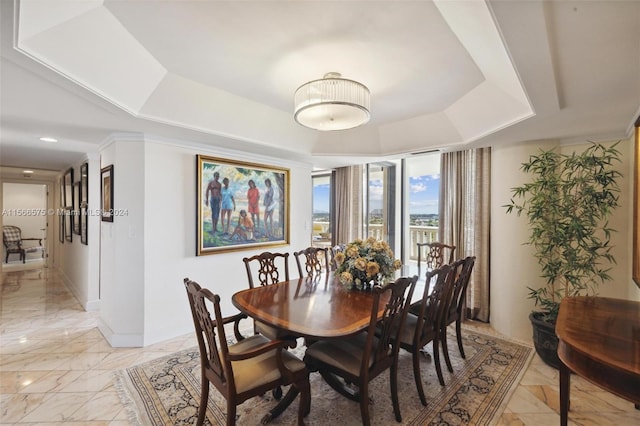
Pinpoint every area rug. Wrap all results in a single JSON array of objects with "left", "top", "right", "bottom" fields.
[{"left": 115, "top": 330, "right": 533, "bottom": 425}]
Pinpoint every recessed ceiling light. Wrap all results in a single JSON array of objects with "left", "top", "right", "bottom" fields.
[{"left": 39, "top": 137, "right": 58, "bottom": 143}]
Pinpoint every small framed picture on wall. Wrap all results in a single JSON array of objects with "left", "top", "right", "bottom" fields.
[
  {"left": 80, "top": 162, "right": 88, "bottom": 245},
  {"left": 101, "top": 165, "right": 114, "bottom": 222}
]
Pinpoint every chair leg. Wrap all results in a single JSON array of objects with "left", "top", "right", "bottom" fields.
[
  {"left": 412, "top": 348, "right": 427, "bottom": 406},
  {"left": 456, "top": 318, "right": 466, "bottom": 358},
  {"left": 226, "top": 399, "right": 236, "bottom": 426},
  {"left": 297, "top": 376, "right": 311, "bottom": 423},
  {"left": 196, "top": 380, "right": 209, "bottom": 426},
  {"left": 272, "top": 386, "right": 283, "bottom": 400},
  {"left": 359, "top": 381, "right": 370, "bottom": 426},
  {"left": 441, "top": 328, "right": 454, "bottom": 373},
  {"left": 433, "top": 338, "right": 445, "bottom": 386},
  {"left": 390, "top": 360, "right": 402, "bottom": 422}
]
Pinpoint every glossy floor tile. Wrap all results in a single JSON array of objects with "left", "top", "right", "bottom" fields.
[{"left": 1, "top": 266, "right": 638, "bottom": 425}]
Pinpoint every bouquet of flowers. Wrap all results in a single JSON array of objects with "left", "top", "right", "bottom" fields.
[{"left": 334, "top": 237, "right": 402, "bottom": 290}]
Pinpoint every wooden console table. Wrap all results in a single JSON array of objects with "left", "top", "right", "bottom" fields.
[{"left": 556, "top": 296, "right": 640, "bottom": 426}]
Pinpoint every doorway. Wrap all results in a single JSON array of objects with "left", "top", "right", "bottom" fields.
[{"left": 2, "top": 182, "right": 48, "bottom": 269}]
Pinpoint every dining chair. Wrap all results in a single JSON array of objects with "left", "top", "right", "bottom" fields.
[
  {"left": 416, "top": 241, "right": 456, "bottom": 272},
  {"left": 243, "top": 251, "right": 290, "bottom": 289},
  {"left": 183, "top": 278, "right": 310, "bottom": 426},
  {"left": 395, "top": 264, "right": 456, "bottom": 405},
  {"left": 293, "top": 246, "right": 330, "bottom": 277},
  {"left": 443, "top": 256, "right": 476, "bottom": 359},
  {"left": 303, "top": 275, "right": 418, "bottom": 426},
  {"left": 242, "top": 251, "right": 296, "bottom": 400},
  {"left": 242, "top": 251, "right": 290, "bottom": 339},
  {"left": 242, "top": 251, "right": 292, "bottom": 339}
]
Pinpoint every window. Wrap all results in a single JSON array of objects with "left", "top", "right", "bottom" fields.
[
  {"left": 403, "top": 153, "right": 441, "bottom": 265},
  {"left": 312, "top": 173, "right": 332, "bottom": 246},
  {"left": 365, "top": 163, "right": 397, "bottom": 247}
]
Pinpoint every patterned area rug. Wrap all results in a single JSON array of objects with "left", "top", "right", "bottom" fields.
[{"left": 115, "top": 330, "right": 533, "bottom": 425}]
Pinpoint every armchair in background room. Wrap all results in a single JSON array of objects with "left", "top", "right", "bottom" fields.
[{"left": 2, "top": 225, "right": 44, "bottom": 264}]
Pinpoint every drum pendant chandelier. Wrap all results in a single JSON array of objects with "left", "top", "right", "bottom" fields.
[{"left": 294, "top": 72, "right": 370, "bottom": 131}]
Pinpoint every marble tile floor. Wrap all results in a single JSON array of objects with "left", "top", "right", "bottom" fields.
[{"left": 1, "top": 266, "right": 638, "bottom": 425}]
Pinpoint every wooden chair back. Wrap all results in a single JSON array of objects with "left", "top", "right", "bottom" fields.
[
  {"left": 367, "top": 276, "right": 418, "bottom": 374},
  {"left": 445, "top": 256, "right": 476, "bottom": 359},
  {"left": 448, "top": 256, "right": 476, "bottom": 322},
  {"left": 414, "top": 264, "right": 455, "bottom": 346},
  {"left": 243, "top": 251, "right": 290, "bottom": 288},
  {"left": 242, "top": 251, "right": 292, "bottom": 339},
  {"left": 293, "top": 246, "right": 330, "bottom": 277},
  {"left": 183, "top": 279, "right": 229, "bottom": 392},
  {"left": 398, "top": 264, "right": 456, "bottom": 403},
  {"left": 417, "top": 241, "right": 456, "bottom": 272}
]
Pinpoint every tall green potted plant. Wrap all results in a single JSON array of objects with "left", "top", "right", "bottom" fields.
[{"left": 505, "top": 142, "right": 622, "bottom": 368}]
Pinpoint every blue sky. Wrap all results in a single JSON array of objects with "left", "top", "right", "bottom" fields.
[
  {"left": 407, "top": 174, "right": 440, "bottom": 214},
  {"left": 313, "top": 174, "right": 440, "bottom": 214},
  {"left": 313, "top": 183, "right": 331, "bottom": 213}
]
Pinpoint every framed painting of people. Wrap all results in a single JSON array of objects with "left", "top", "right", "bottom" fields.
[{"left": 196, "top": 155, "right": 290, "bottom": 255}]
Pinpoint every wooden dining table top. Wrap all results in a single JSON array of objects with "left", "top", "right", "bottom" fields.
[
  {"left": 231, "top": 272, "right": 424, "bottom": 340},
  {"left": 556, "top": 296, "right": 640, "bottom": 377}
]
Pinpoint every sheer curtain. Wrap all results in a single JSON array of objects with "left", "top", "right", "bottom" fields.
[
  {"left": 440, "top": 148, "right": 491, "bottom": 322},
  {"left": 334, "top": 165, "right": 363, "bottom": 244}
]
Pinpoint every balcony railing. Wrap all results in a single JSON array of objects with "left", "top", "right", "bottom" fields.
[{"left": 312, "top": 222, "right": 439, "bottom": 261}]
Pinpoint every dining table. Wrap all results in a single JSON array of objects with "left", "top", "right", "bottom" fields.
[
  {"left": 231, "top": 270, "right": 425, "bottom": 341},
  {"left": 232, "top": 270, "right": 423, "bottom": 408}
]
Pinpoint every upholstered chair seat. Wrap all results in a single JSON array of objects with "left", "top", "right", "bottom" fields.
[
  {"left": 304, "top": 333, "right": 379, "bottom": 377},
  {"left": 227, "top": 334, "right": 307, "bottom": 394}
]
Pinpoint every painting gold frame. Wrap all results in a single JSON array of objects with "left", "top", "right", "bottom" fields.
[{"left": 196, "top": 155, "right": 290, "bottom": 255}]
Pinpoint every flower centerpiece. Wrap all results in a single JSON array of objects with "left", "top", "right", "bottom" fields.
[{"left": 334, "top": 237, "right": 402, "bottom": 290}]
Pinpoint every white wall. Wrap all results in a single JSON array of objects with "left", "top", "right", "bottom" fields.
[
  {"left": 98, "top": 138, "right": 146, "bottom": 346},
  {"left": 97, "top": 135, "right": 313, "bottom": 346},
  {"left": 54, "top": 156, "right": 101, "bottom": 311},
  {"left": 491, "top": 138, "right": 639, "bottom": 342}
]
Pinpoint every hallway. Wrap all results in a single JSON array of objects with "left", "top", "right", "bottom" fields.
[
  {"left": 1, "top": 266, "right": 638, "bottom": 424},
  {"left": 0, "top": 266, "right": 196, "bottom": 424}
]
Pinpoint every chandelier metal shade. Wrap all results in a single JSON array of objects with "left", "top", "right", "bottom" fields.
[{"left": 294, "top": 72, "right": 370, "bottom": 131}]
